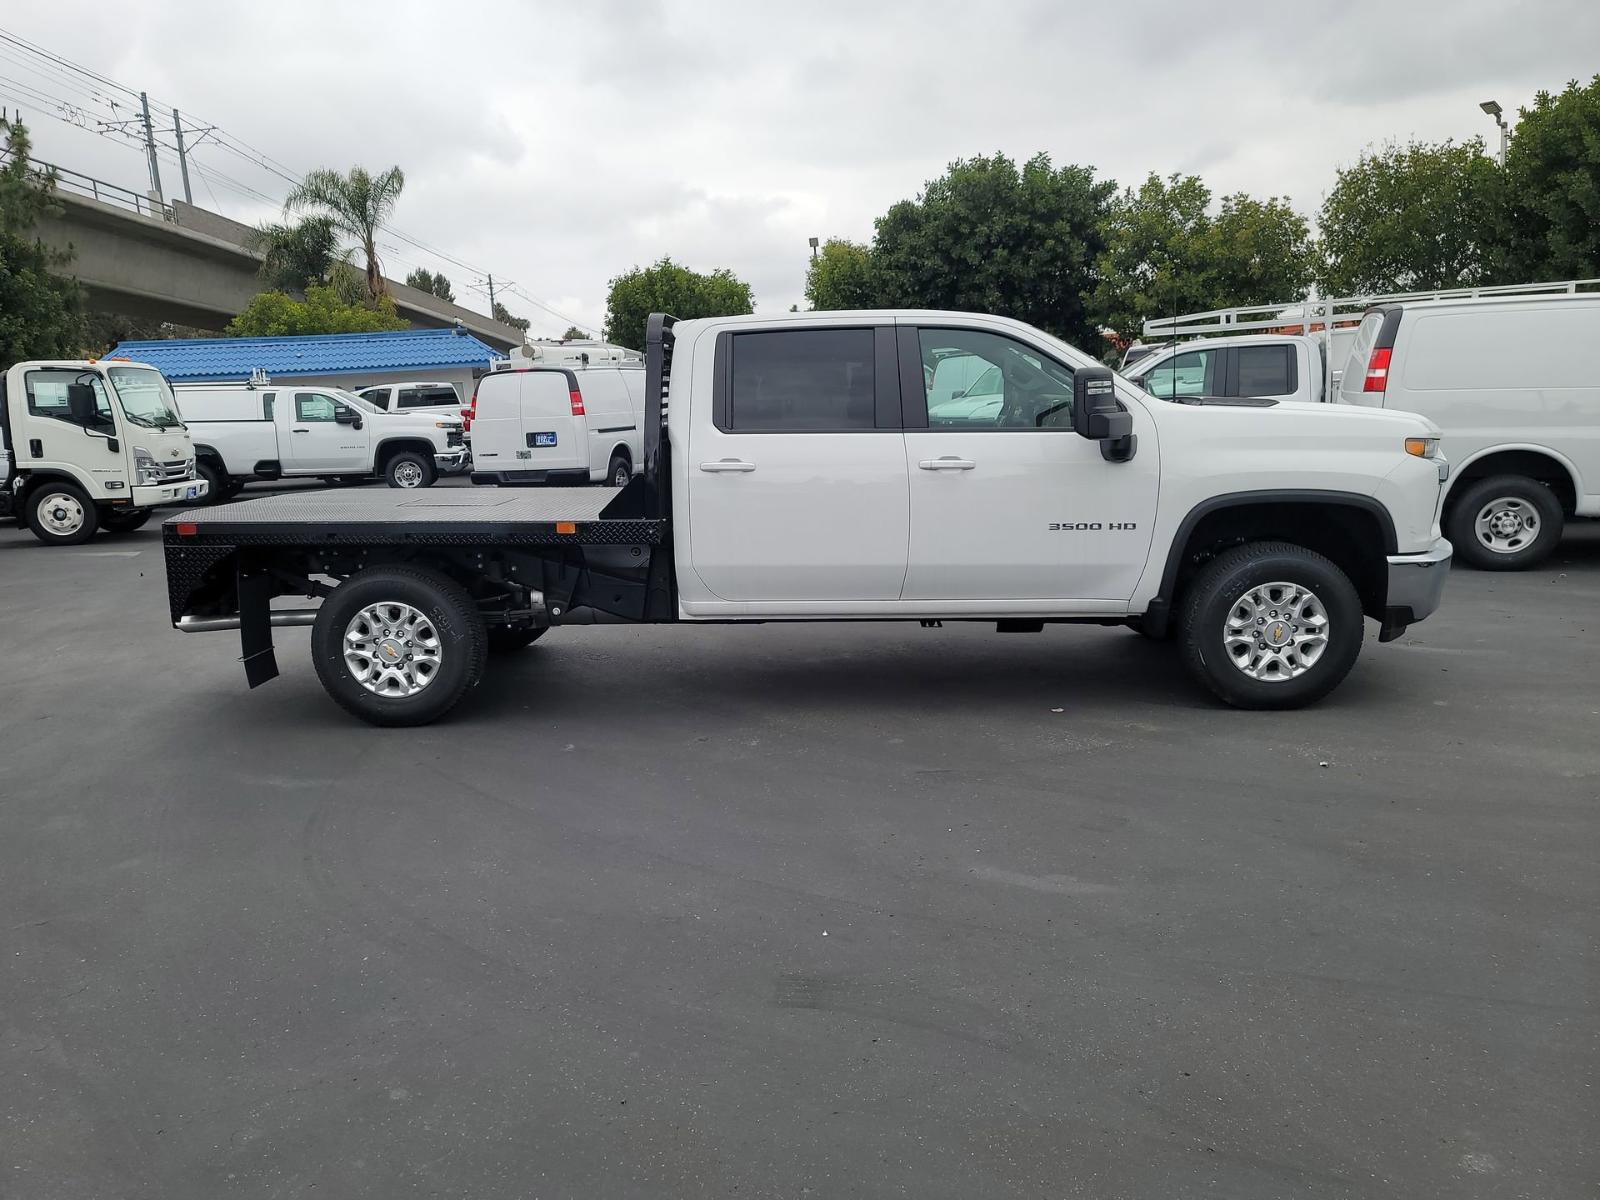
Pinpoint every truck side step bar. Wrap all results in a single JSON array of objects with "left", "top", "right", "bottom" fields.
[{"left": 176, "top": 610, "right": 318, "bottom": 633}]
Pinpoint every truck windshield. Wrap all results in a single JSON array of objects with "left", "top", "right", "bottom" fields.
[
  {"left": 107, "top": 367, "right": 184, "bottom": 429},
  {"left": 335, "top": 390, "right": 382, "bottom": 413}
]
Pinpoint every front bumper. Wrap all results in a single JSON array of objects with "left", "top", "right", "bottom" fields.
[
  {"left": 132, "top": 478, "right": 210, "bottom": 507},
  {"left": 435, "top": 449, "right": 470, "bottom": 472},
  {"left": 1379, "top": 536, "right": 1452, "bottom": 641}
]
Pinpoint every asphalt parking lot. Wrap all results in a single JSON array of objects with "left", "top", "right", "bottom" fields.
[{"left": 1, "top": 485, "right": 1596, "bottom": 1200}]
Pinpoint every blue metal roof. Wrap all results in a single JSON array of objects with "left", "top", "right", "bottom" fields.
[{"left": 108, "top": 328, "right": 505, "bottom": 382}]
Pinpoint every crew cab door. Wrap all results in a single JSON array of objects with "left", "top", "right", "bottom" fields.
[
  {"left": 15, "top": 366, "right": 129, "bottom": 485},
  {"left": 901, "top": 323, "right": 1159, "bottom": 603},
  {"left": 282, "top": 390, "right": 368, "bottom": 472},
  {"left": 686, "top": 324, "right": 908, "bottom": 602}
]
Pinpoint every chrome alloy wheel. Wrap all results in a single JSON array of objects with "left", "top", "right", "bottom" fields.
[
  {"left": 343, "top": 602, "right": 442, "bottom": 696},
  {"left": 392, "top": 459, "right": 425, "bottom": 488},
  {"left": 1473, "top": 495, "right": 1539, "bottom": 555},
  {"left": 38, "top": 492, "right": 86, "bottom": 536},
  {"left": 1223, "top": 580, "right": 1330, "bottom": 682}
]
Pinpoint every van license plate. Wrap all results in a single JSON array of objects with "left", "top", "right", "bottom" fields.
[{"left": 532, "top": 432, "right": 558, "bottom": 447}]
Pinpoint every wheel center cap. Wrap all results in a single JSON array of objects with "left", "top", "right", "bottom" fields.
[
  {"left": 376, "top": 638, "right": 405, "bottom": 663},
  {"left": 1264, "top": 621, "right": 1292, "bottom": 647},
  {"left": 1492, "top": 512, "right": 1522, "bottom": 535}
]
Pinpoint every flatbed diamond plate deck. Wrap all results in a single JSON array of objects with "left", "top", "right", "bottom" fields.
[{"left": 162, "top": 487, "right": 666, "bottom": 546}]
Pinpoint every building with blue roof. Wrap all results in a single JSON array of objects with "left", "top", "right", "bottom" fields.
[{"left": 108, "top": 327, "right": 506, "bottom": 406}]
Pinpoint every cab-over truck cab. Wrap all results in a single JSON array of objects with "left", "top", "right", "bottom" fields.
[
  {"left": 2, "top": 359, "right": 206, "bottom": 545},
  {"left": 162, "top": 310, "right": 1453, "bottom": 726}
]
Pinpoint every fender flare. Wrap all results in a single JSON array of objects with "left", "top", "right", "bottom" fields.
[{"left": 1143, "top": 489, "right": 1398, "bottom": 637}]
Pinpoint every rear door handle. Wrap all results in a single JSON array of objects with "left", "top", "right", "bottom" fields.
[
  {"left": 292, "top": 428, "right": 310, "bottom": 433},
  {"left": 918, "top": 456, "right": 975, "bottom": 471},
  {"left": 699, "top": 459, "right": 755, "bottom": 473}
]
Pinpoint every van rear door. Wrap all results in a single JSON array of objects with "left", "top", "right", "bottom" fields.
[{"left": 517, "top": 370, "right": 588, "bottom": 476}]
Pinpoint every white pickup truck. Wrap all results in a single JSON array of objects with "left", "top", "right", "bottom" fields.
[
  {"left": 161, "top": 310, "right": 1453, "bottom": 726},
  {"left": 1122, "top": 334, "right": 1336, "bottom": 404},
  {"left": 2, "top": 358, "right": 207, "bottom": 545},
  {"left": 177, "top": 383, "right": 466, "bottom": 500}
]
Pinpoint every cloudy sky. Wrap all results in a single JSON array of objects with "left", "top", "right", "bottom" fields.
[{"left": 3, "top": 2, "right": 1595, "bottom": 338}]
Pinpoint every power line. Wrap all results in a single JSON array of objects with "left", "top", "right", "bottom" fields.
[{"left": 0, "top": 25, "right": 581, "bottom": 330}]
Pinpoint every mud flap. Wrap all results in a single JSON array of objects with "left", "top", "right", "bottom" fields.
[{"left": 238, "top": 560, "right": 279, "bottom": 687}]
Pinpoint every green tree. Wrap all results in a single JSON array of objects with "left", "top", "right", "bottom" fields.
[
  {"left": 225, "top": 284, "right": 409, "bottom": 337},
  {"left": 1092, "top": 175, "right": 1318, "bottom": 339},
  {"left": 405, "top": 267, "right": 455, "bottom": 302},
  {"left": 604, "top": 257, "right": 754, "bottom": 351},
  {"left": 1318, "top": 139, "right": 1504, "bottom": 295},
  {"left": 1503, "top": 75, "right": 1600, "bottom": 280},
  {"left": 560, "top": 325, "right": 589, "bottom": 341},
  {"left": 252, "top": 216, "right": 349, "bottom": 292},
  {"left": 492, "top": 300, "right": 531, "bottom": 333},
  {"left": 0, "top": 118, "right": 83, "bottom": 368},
  {"left": 804, "top": 238, "right": 879, "bottom": 310},
  {"left": 871, "top": 153, "right": 1115, "bottom": 349},
  {"left": 1093, "top": 173, "right": 1213, "bottom": 339},
  {"left": 284, "top": 165, "right": 405, "bottom": 300}
]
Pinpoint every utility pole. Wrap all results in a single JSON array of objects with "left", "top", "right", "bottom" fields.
[
  {"left": 172, "top": 108, "right": 193, "bottom": 205},
  {"left": 487, "top": 273, "right": 497, "bottom": 317},
  {"left": 138, "top": 91, "right": 163, "bottom": 201}
]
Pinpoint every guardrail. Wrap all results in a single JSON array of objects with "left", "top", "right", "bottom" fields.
[{"left": 0, "top": 152, "right": 174, "bottom": 221}]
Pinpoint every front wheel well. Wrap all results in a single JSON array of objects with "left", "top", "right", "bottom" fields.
[
  {"left": 1161, "top": 500, "right": 1391, "bottom": 625},
  {"left": 374, "top": 439, "right": 437, "bottom": 469},
  {"left": 1447, "top": 450, "right": 1577, "bottom": 516}
]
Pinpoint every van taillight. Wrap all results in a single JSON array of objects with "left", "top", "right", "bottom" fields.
[
  {"left": 569, "top": 389, "right": 585, "bottom": 416},
  {"left": 1363, "top": 347, "right": 1392, "bottom": 393}
]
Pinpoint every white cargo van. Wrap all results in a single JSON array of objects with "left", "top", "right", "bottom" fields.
[
  {"left": 1339, "top": 294, "right": 1600, "bottom": 569},
  {"left": 470, "top": 365, "right": 644, "bottom": 487}
]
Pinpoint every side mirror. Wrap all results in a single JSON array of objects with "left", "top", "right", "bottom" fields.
[
  {"left": 334, "top": 407, "right": 360, "bottom": 426},
  {"left": 66, "top": 383, "right": 100, "bottom": 427},
  {"left": 1073, "top": 368, "right": 1136, "bottom": 462}
]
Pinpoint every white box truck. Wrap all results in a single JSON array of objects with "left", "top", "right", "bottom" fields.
[{"left": 1, "top": 358, "right": 207, "bottom": 545}]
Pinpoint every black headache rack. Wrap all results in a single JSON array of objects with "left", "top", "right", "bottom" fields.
[{"left": 163, "top": 313, "right": 680, "bottom": 688}]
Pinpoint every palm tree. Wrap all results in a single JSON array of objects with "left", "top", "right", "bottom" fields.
[{"left": 284, "top": 166, "right": 405, "bottom": 300}]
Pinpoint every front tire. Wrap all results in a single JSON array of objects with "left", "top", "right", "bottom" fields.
[
  {"left": 1446, "top": 475, "right": 1563, "bottom": 571},
  {"left": 1178, "top": 541, "right": 1363, "bottom": 710},
  {"left": 385, "top": 452, "right": 436, "bottom": 490},
  {"left": 25, "top": 483, "right": 98, "bottom": 546},
  {"left": 311, "top": 566, "right": 486, "bottom": 726}
]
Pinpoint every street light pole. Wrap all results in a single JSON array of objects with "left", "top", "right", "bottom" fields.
[
  {"left": 808, "top": 236, "right": 819, "bottom": 261},
  {"left": 1479, "top": 99, "right": 1509, "bottom": 167}
]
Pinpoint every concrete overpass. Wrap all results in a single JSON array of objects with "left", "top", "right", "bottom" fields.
[{"left": 28, "top": 164, "right": 527, "bottom": 352}]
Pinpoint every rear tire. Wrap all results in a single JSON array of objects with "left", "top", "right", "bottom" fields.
[
  {"left": 311, "top": 566, "right": 486, "bottom": 726},
  {"left": 607, "top": 455, "right": 631, "bottom": 488},
  {"left": 25, "top": 483, "right": 98, "bottom": 546},
  {"left": 1178, "top": 541, "right": 1363, "bottom": 710},
  {"left": 487, "top": 626, "right": 546, "bottom": 653},
  {"left": 196, "top": 460, "right": 231, "bottom": 505},
  {"left": 385, "top": 451, "right": 436, "bottom": 490},
  {"left": 100, "top": 510, "right": 152, "bottom": 534},
  {"left": 1446, "top": 475, "right": 1563, "bottom": 571}
]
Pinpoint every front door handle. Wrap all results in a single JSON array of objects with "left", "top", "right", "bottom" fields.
[
  {"left": 918, "top": 456, "right": 976, "bottom": 471},
  {"left": 291, "top": 428, "right": 310, "bottom": 433},
  {"left": 699, "top": 459, "right": 756, "bottom": 473}
]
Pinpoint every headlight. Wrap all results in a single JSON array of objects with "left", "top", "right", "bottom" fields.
[
  {"left": 133, "top": 447, "right": 163, "bottom": 484},
  {"left": 434, "top": 421, "right": 463, "bottom": 430},
  {"left": 1404, "top": 437, "right": 1441, "bottom": 458}
]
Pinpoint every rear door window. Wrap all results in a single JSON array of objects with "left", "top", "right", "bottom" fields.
[
  {"left": 1233, "top": 345, "right": 1297, "bottom": 397},
  {"left": 398, "top": 385, "right": 459, "bottom": 409},
  {"left": 1340, "top": 313, "right": 1385, "bottom": 400},
  {"left": 720, "top": 328, "right": 880, "bottom": 432}
]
